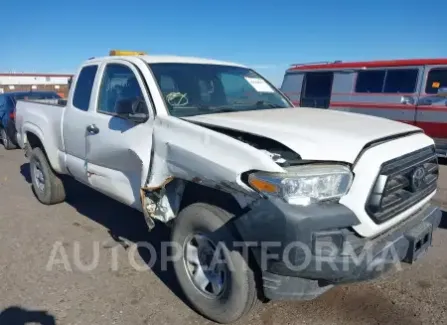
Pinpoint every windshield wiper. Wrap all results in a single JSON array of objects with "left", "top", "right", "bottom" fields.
[
  {"left": 196, "top": 102, "right": 285, "bottom": 115},
  {"left": 254, "top": 100, "right": 285, "bottom": 108},
  {"left": 199, "top": 105, "right": 237, "bottom": 113},
  {"left": 213, "top": 107, "right": 237, "bottom": 113}
]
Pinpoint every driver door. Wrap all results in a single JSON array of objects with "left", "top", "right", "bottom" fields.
[
  {"left": 416, "top": 65, "right": 447, "bottom": 139},
  {"left": 85, "top": 60, "right": 154, "bottom": 210}
]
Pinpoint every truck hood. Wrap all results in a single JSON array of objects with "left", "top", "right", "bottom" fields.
[{"left": 183, "top": 107, "right": 421, "bottom": 164}]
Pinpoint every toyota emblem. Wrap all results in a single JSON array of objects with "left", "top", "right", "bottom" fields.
[{"left": 411, "top": 166, "right": 426, "bottom": 192}]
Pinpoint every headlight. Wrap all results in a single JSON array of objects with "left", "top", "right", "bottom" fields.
[{"left": 247, "top": 164, "right": 353, "bottom": 206}]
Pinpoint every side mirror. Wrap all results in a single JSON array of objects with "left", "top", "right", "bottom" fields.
[
  {"left": 437, "top": 87, "right": 447, "bottom": 97},
  {"left": 115, "top": 98, "right": 149, "bottom": 123}
]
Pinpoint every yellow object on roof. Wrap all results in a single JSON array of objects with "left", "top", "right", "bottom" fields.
[{"left": 109, "top": 50, "right": 147, "bottom": 56}]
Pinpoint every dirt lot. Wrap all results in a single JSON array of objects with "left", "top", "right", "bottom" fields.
[{"left": 0, "top": 146, "right": 446, "bottom": 325}]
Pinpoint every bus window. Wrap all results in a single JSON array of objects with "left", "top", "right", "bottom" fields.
[
  {"left": 425, "top": 68, "right": 447, "bottom": 94},
  {"left": 300, "top": 71, "right": 334, "bottom": 108},
  {"left": 355, "top": 70, "right": 386, "bottom": 93},
  {"left": 383, "top": 69, "right": 418, "bottom": 93}
]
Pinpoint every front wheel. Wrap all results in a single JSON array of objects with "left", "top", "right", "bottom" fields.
[
  {"left": 1, "top": 127, "right": 17, "bottom": 150},
  {"left": 171, "top": 203, "right": 258, "bottom": 324},
  {"left": 29, "top": 147, "right": 66, "bottom": 204}
]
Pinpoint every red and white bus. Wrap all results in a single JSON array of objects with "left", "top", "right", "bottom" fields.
[{"left": 280, "top": 59, "right": 447, "bottom": 157}]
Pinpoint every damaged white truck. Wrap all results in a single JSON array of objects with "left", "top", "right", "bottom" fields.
[{"left": 15, "top": 50, "right": 442, "bottom": 323}]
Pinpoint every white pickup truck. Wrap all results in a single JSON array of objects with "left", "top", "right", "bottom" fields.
[{"left": 15, "top": 50, "right": 442, "bottom": 323}]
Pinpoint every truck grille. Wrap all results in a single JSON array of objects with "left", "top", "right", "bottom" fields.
[{"left": 366, "top": 145, "right": 438, "bottom": 224}]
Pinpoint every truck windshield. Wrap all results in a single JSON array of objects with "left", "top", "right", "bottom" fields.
[{"left": 148, "top": 63, "right": 292, "bottom": 117}]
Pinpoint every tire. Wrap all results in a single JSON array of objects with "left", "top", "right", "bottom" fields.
[
  {"left": 1, "top": 127, "right": 17, "bottom": 150},
  {"left": 171, "top": 202, "right": 258, "bottom": 323},
  {"left": 29, "top": 147, "right": 66, "bottom": 204}
]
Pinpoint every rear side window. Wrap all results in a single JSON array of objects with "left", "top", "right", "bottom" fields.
[
  {"left": 384, "top": 69, "right": 418, "bottom": 93},
  {"left": 73, "top": 65, "right": 98, "bottom": 111},
  {"left": 281, "top": 73, "right": 303, "bottom": 94},
  {"left": 355, "top": 70, "right": 386, "bottom": 93},
  {"left": 355, "top": 69, "right": 419, "bottom": 93},
  {"left": 425, "top": 68, "right": 447, "bottom": 94},
  {"left": 280, "top": 73, "right": 304, "bottom": 104}
]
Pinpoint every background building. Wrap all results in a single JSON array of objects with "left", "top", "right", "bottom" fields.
[{"left": 0, "top": 72, "right": 73, "bottom": 98}]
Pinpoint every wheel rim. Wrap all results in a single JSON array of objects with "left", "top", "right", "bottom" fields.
[
  {"left": 1, "top": 129, "right": 7, "bottom": 145},
  {"left": 183, "top": 233, "right": 228, "bottom": 297},
  {"left": 32, "top": 160, "right": 46, "bottom": 192}
]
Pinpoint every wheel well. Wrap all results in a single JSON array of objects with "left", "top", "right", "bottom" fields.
[
  {"left": 26, "top": 132, "right": 49, "bottom": 158},
  {"left": 27, "top": 132, "right": 43, "bottom": 149},
  {"left": 179, "top": 181, "right": 245, "bottom": 217}
]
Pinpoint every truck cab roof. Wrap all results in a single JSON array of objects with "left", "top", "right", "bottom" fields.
[{"left": 87, "top": 54, "right": 246, "bottom": 68}]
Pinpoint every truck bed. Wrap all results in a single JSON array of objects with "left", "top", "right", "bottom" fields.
[{"left": 15, "top": 99, "right": 66, "bottom": 152}]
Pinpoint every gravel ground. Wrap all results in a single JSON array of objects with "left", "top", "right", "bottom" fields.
[{"left": 0, "top": 146, "right": 446, "bottom": 325}]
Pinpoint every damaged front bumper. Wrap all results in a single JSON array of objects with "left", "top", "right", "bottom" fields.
[{"left": 232, "top": 197, "right": 442, "bottom": 300}]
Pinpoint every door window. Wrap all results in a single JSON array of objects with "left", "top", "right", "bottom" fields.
[
  {"left": 301, "top": 71, "right": 333, "bottom": 108},
  {"left": 97, "top": 64, "right": 145, "bottom": 114},
  {"left": 73, "top": 65, "right": 98, "bottom": 111},
  {"left": 425, "top": 68, "right": 447, "bottom": 94}
]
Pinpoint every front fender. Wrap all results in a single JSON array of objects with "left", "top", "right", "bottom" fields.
[{"left": 147, "top": 116, "right": 285, "bottom": 192}]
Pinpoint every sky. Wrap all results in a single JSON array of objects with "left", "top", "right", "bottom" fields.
[{"left": 0, "top": 0, "right": 445, "bottom": 86}]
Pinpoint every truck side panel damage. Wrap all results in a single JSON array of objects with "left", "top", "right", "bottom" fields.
[{"left": 141, "top": 115, "right": 288, "bottom": 226}]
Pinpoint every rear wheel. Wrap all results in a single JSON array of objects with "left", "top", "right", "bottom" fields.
[
  {"left": 29, "top": 147, "right": 66, "bottom": 204},
  {"left": 171, "top": 203, "right": 258, "bottom": 323},
  {"left": 1, "top": 127, "right": 17, "bottom": 150}
]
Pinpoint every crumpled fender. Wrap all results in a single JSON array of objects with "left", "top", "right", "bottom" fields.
[{"left": 147, "top": 115, "right": 285, "bottom": 193}]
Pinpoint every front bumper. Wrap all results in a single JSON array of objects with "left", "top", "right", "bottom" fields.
[
  {"left": 434, "top": 138, "right": 447, "bottom": 159},
  {"left": 232, "top": 197, "right": 442, "bottom": 300}
]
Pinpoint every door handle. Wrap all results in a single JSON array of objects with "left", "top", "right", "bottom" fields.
[
  {"left": 400, "top": 96, "right": 414, "bottom": 105},
  {"left": 86, "top": 124, "right": 99, "bottom": 134}
]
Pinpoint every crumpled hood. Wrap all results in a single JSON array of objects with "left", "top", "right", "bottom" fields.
[{"left": 183, "top": 107, "right": 421, "bottom": 164}]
